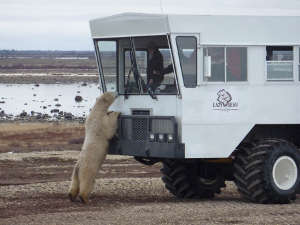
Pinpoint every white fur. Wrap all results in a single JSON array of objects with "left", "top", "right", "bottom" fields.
[{"left": 68, "top": 92, "right": 120, "bottom": 203}]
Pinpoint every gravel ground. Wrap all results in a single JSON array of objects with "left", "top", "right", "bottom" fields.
[
  {"left": 1, "top": 122, "right": 300, "bottom": 225},
  {"left": 1, "top": 150, "right": 300, "bottom": 225},
  {"left": 1, "top": 176, "right": 300, "bottom": 225}
]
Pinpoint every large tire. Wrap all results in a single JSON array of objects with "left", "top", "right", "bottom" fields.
[
  {"left": 234, "top": 139, "right": 300, "bottom": 204},
  {"left": 161, "top": 159, "right": 225, "bottom": 199}
]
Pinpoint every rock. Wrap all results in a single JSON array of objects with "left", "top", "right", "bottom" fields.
[
  {"left": 43, "top": 106, "right": 47, "bottom": 109},
  {"left": 81, "top": 82, "right": 87, "bottom": 86},
  {"left": 34, "top": 83, "right": 40, "bottom": 87},
  {"left": 54, "top": 98, "right": 59, "bottom": 102},
  {"left": 55, "top": 103, "right": 62, "bottom": 107},
  {"left": 55, "top": 115, "right": 62, "bottom": 120},
  {"left": 33, "top": 94, "right": 36, "bottom": 96},
  {"left": 42, "top": 114, "right": 50, "bottom": 119},
  {"left": 77, "top": 91, "right": 80, "bottom": 93},
  {"left": 50, "top": 109, "right": 59, "bottom": 113},
  {"left": 58, "top": 111, "right": 64, "bottom": 115},
  {"left": 20, "top": 111, "right": 27, "bottom": 117},
  {"left": 0, "top": 101, "right": 5, "bottom": 104},
  {"left": 64, "top": 112, "right": 73, "bottom": 120},
  {"left": 75, "top": 96, "right": 83, "bottom": 102},
  {"left": 24, "top": 103, "right": 28, "bottom": 105}
]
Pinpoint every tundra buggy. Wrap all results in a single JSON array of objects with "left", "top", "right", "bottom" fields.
[{"left": 90, "top": 13, "right": 300, "bottom": 203}]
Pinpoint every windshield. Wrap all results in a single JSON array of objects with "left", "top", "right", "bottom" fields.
[{"left": 95, "top": 35, "right": 177, "bottom": 96}]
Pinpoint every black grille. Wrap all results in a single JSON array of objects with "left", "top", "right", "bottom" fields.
[
  {"left": 132, "top": 110, "right": 150, "bottom": 115},
  {"left": 119, "top": 115, "right": 177, "bottom": 142},
  {"left": 132, "top": 118, "right": 148, "bottom": 141}
]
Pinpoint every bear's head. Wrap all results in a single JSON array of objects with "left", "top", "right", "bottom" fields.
[
  {"left": 86, "top": 92, "right": 120, "bottom": 139},
  {"left": 96, "top": 92, "right": 116, "bottom": 111}
]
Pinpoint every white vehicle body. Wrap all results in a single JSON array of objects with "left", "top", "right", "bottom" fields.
[{"left": 90, "top": 13, "right": 300, "bottom": 159}]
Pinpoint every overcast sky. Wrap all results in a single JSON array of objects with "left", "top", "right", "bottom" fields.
[{"left": 1, "top": 0, "right": 300, "bottom": 51}]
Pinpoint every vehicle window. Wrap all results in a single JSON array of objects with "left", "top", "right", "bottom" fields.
[
  {"left": 124, "top": 50, "right": 147, "bottom": 94},
  {"left": 97, "top": 41, "right": 117, "bottom": 92},
  {"left": 204, "top": 47, "right": 225, "bottom": 82},
  {"left": 176, "top": 36, "right": 197, "bottom": 87},
  {"left": 227, "top": 47, "right": 247, "bottom": 81},
  {"left": 266, "top": 46, "right": 293, "bottom": 81},
  {"left": 204, "top": 47, "right": 247, "bottom": 82},
  {"left": 159, "top": 48, "right": 176, "bottom": 88},
  {"left": 121, "top": 36, "right": 177, "bottom": 95}
]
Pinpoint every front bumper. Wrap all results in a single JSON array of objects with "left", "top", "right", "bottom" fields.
[{"left": 108, "top": 115, "right": 185, "bottom": 158}]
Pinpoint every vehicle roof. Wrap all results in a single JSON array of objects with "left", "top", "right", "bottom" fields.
[{"left": 90, "top": 13, "right": 300, "bottom": 45}]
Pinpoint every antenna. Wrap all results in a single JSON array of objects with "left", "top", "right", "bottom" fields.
[{"left": 160, "top": 0, "right": 164, "bottom": 14}]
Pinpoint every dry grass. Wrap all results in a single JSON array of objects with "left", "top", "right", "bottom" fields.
[
  {"left": 0, "top": 58, "right": 96, "bottom": 69},
  {"left": 0, "top": 122, "right": 82, "bottom": 133},
  {"left": 0, "top": 122, "right": 85, "bottom": 153}
]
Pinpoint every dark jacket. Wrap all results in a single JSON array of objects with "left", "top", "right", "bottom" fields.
[{"left": 147, "top": 49, "right": 164, "bottom": 84}]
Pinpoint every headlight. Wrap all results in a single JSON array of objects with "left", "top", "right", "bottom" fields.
[
  {"left": 158, "top": 134, "right": 165, "bottom": 142},
  {"left": 149, "top": 133, "right": 155, "bottom": 141},
  {"left": 167, "top": 134, "right": 173, "bottom": 142}
]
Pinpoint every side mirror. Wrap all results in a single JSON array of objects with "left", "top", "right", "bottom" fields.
[{"left": 204, "top": 56, "right": 211, "bottom": 78}]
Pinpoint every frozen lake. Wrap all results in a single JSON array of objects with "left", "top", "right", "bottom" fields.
[{"left": 0, "top": 83, "right": 101, "bottom": 118}]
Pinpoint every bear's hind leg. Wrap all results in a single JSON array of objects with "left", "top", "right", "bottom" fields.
[
  {"left": 68, "top": 163, "right": 80, "bottom": 202},
  {"left": 78, "top": 168, "right": 97, "bottom": 204}
]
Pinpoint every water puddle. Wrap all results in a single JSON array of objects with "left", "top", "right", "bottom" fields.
[{"left": 0, "top": 83, "right": 100, "bottom": 118}]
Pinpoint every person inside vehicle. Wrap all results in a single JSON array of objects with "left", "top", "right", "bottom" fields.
[{"left": 147, "top": 42, "right": 164, "bottom": 94}]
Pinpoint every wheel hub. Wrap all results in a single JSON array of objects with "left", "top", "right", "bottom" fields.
[{"left": 272, "top": 156, "right": 298, "bottom": 190}]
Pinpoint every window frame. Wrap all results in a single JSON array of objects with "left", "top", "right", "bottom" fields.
[
  {"left": 265, "top": 46, "right": 294, "bottom": 82},
  {"left": 297, "top": 47, "right": 300, "bottom": 82},
  {"left": 202, "top": 46, "right": 248, "bottom": 84},
  {"left": 176, "top": 36, "right": 198, "bottom": 88},
  {"left": 94, "top": 39, "right": 119, "bottom": 93}
]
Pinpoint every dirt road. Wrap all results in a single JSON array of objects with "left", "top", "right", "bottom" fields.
[{"left": 0, "top": 122, "right": 300, "bottom": 225}]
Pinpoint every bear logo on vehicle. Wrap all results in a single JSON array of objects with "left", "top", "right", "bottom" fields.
[
  {"left": 213, "top": 89, "right": 238, "bottom": 111},
  {"left": 217, "top": 89, "right": 232, "bottom": 107}
]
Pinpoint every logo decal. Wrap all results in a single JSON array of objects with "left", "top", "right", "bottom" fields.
[{"left": 213, "top": 89, "right": 238, "bottom": 111}]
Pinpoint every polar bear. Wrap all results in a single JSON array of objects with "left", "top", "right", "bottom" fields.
[{"left": 68, "top": 92, "right": 120, "bottom": 203}]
